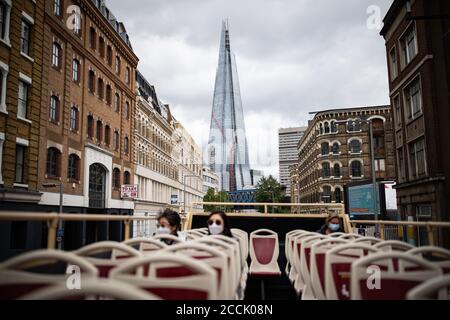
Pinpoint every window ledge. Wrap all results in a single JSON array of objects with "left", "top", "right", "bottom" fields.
[
  {"left": 21, "top": 52, "right": 34, "bottom": 63},
  {"left": 13, "top": 183, "right": 29, "bottom": 188},
  {"left": 0, "top": 108, "right": 8, "bottom": 115},
  {"left": 17, "top": 116, "right": 32, "bottom": 124},
  {"left": 0, "top": 38, "right": 11, "bottom": 48}
]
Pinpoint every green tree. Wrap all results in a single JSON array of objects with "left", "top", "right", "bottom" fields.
[
  {"left": 203, "top": 188, "right": 230, "bottom": 212},
  {"left": 254, "top": 175, "right": 285, "bottom": 213}
]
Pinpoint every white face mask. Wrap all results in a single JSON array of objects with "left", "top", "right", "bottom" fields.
[
  {"left": 209, "top": 223, "right": 224, "bottom": 235},
  {"left": 156, "top": 227, "right": 171, "bottom": 235}
]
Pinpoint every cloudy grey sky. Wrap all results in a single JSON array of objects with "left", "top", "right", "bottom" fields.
[{"left": 108, "top": 0, "right": 393, "bottom": 180}]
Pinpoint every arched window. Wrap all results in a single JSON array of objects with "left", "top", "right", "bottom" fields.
[
  {"left": 99, "top": 36, "right": 105, "bottom": 58},
  {"left": 96, "top": 120, "right": 103, "bottom": 142},
  {"left": 113, "top": 168, "right": 121, "bottom": 188},
  {"left": 88, "top": 70, "right": 95, "bottom": 93},
  {"left": 68, "top": 154, "right": 80, "bottom": 180},
  {"left": 124, "top": 136, "right": 129, "bottom": 154},
  {"left": 97, "top": 78, "right": 104, "bottom": 99},
  {"left": 54, "top": 0, "right": 62, "bottom": 17},
  {"left": 49, "top": 95, "right": 59, "bottom": 122},
  {"left": 319, "top": 123, "right": 323, "bottom": 135},
  {"left": 113, "top": 131, "right": 119, "bottom": 150},
  {"left": 87, "top": 115, "right": 94, "bottom": 139},
  {"left": 124, "top": 171, "right": 130, "bottom": 185},
  {"left": 321, "top": 142, "right": 329, "bottom": 155},
  {"left": 124, "top": 101, "right": 129, "bottom": 119},
  {"left": 351, "top": 161, "right": 362, "bottom": 177},
  {"left": 125, "top": 67, "right": 130, "bottom": 84},
  {"left": 322, "top": 162, "right": 330, "bottom": 178},
  {"left": 333, "top": 163, "right": 341, "bottom": 177},
  {"left": 46, "top": 147, "right": 61, "bottom": 177},
  {"left": 332, "top": 142, "right": 340, "bottom": 154},
  {"left": 52, "top": 42, "right": 61, "bottom": 68},
  {"left": 322, "top": 186, "right": 332, "bottom": 203},
  {"left": 349, "top": 139, "right": 361, "bottom": 154},
  {"left": 347, "top": 120, "right": 354, "bottom": 132},
  {"left": 334, "top": 188, "right": 342, "bottom": 203},
  {"left": 104, "top": 125, "right": 111, "bottom": 146},
  {"left": 70, "top": 106, "right": 79, "bottom": 131},
  {"left": 106, "top": 45, "right": 112, "bottom": 65},
  {"left": 331, "top": 121, "right": 337, "bottom": 133},
  {"left": 72, "top": 59, "right": 80, "bottom": 83},
  {"left": 89, "top": 27, "right": 96, "bottom": 50},
  {"left": 115, "top": 56, "right": 121, "bottom": 74},
  {"left": 324, "top": 122, "right": 330, "bottom": 134},
  {"left": 115, "top": 93, "right": 120, "bottom": 112},
  {"left": 106, "top": 85, "right": 112, "bottom": 105}
]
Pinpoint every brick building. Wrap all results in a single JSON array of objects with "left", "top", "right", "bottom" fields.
[
  {"left": 381, "top": 0, "right": 450, "bottom": 246},
  {"left": 294, "top": 106, "right": 396, "bottom": 207},
  {"left": 0, "top": 0, "right": 45, "bottom": 258}
]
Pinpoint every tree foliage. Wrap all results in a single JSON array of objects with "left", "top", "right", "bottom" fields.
[
  {"left": 254, "top": 175, "right": 289, "bottom": 213},
  {"left": 203, "top": 188, "right": 230, "bottom": 212}
]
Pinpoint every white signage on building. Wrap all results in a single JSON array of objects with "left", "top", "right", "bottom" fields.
[{"left": 121, "top": 185, "right": 138, "bottom": 199}]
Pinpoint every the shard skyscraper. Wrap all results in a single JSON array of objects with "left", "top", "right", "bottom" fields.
[{"left": 207, "top": 20, "right": 252, "bottom": 192}]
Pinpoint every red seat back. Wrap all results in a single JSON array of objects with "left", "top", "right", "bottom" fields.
[{"left": 253, "top": 238, "right": 276, "bottom": 265}]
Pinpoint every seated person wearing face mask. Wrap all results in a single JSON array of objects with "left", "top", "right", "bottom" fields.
[
  {"left": 207, "top": 211, "right": 233, "bottom": 237},
  {"left": 155, "top": 209, "right": 187, "bottom": 244},
  {"left": 317, "top": 212, "right": 343, "bottom": 235}
]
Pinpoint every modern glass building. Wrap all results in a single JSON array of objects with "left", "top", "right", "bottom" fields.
[{"left": 207, "top": 21, "right": 252, "bottom": 192}]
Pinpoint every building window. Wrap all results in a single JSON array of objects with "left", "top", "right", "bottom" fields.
[
  {"left": 46, "top": 147, "right": 61, "bottom": 178},
  {"left": 88, "top": 70, "right": 95, "bottom": 93},
  {"left": 70, "top": 106, "right": 78, "bottom": 131},
  {"left": 347, "top": 120, "right": 361, "bottom": 132},
  {"left": 15, "top": 144, "right": 26, "bottom": 184},
  {"left": 393, "top": 95, "right": 401, "bottom": 127},
  {"left": 322, "top": 162, "right": 330, "bottom": 178},
  {"left": 404, "top": 78, "right": 422, "bottom": 119},
  {"left": 125, "top": 67, "right": 130, "bottom": 84},
  {"left": 0, "top": 2, "right": 8, "bottom": 41},
  {"left": 124, "top": 137, "right": 129, "bottom": 155},
  {"left": 319, "top": 123, "right": 323, "bottom": 135},
  {"left": 333, "top": 163, "right": 341, "bottom": 177},
  {"left": 98, "top": 36, "right": 105, "bottom": 58},
  {"left": 115, "top": 93, "right": 120, "bottom": 112},
  {"left": 124, "top": 101, "right": 129, "bottom": 119},
  {"left": 124, "top": 171, "right": 130, "bottom": 185},
  {"left": 54, "top": 0, "right": 62, "bottom": 17},
  {"left": 351, "top": 160, "right": 362, "bottom": 178},
  {"left": 375, "top": 159, "right": 386, "bottom": 172},
  {"left": 49, "top": 95, "right": 59, "bottom": 122},
  {"left": 97, "top": 78, "right": 104, "bottom": 99},
  {"left": 349, "top": 139, "right": 361, "bottom": 154},
  {"left": 322, "top": 186, "right": 332, "bottom": 203},
  {"left": 72, "top": 59, "right": 80, "bottom": 83},
  {"left": 17, "top": 80, "right": 29, "bottom": 119},
  {"left": 332, "top": 142, "right": 340, "bottom": 154},
  {"left": 321, "top": 142, "right": 329, "bottom": 156},
  {"left": 0, "top": 134, "right": 4, "bottom": 182},
  {"left": 89, "top": 27, "right": 96, "bottom": 50},
  {"left": 113, "top": 131, "right": 119, "bottom": 150},
  {"left": 330, "top": 121, "right": 337, "bottom": 133},
  {"left": 106, "top": 85, "right": 112, "bottom": 105},
  {"left": 115, "top": 56, "right": 121, "bottom": 74},
  {"left": 400, "top": 24, "right": 418, "bottom": 68},
  {"left": 409, "top": 138, "right": 426, "bottom": 179},
  {"left": 52, "top": 42, "right": 62, "bottom": 68},
  {"left": 104, "top": 125, "right": 111, "bottom": 146},
  {"left": 21, "top": 20, "right": 31, "bottom": 56},
  {"left": 334, "top": 188, "right": 342, "bottom": 203},
  {"left": 324, "top": 122, "right": 330, "bottom": 134},
  {"left": 68, "top": 154, "right": 80, "bottom": 180},
  {"left": 106, "top": 45, "right": 112, "bottom": 65},
  {"left": 87, "top": 115, "right": 94, "bottom": 139},
  {"left": 0, "top": 64, "right": 7, "bottom": 112},
  {"left": 398, "top": 148, "right": 405, "bottom": 181},
  {"left": 96, "top": 120, "right": 103, "bottom": 142},
  {"left": 389, "top": 47, "right": 398, "bottom": 80},
  {"left": 113, "top": 168, "right": 121, "bottom": 189}
]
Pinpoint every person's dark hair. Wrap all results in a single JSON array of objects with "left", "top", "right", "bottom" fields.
[
  {"left": 157, "top": 208, "right": 181, "bottom": 236},
  {"left": 207, "top": 211, "right": 233, "bottom": 237}
]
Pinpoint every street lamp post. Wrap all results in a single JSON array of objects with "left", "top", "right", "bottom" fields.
[{"left": 42, "top": 182, "right": 63, "bottom": 249}]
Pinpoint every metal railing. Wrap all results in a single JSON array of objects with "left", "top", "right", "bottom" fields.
[
  {"left": 0, "top": 212, "right": 160, "bottom": 250},
  {"left": 350, "top": 220, "right": 450, "bottom": 246}
]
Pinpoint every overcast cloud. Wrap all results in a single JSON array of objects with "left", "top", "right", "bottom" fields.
[{"left": 108, "top": 0, "right": 393, "bottom": 179}]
